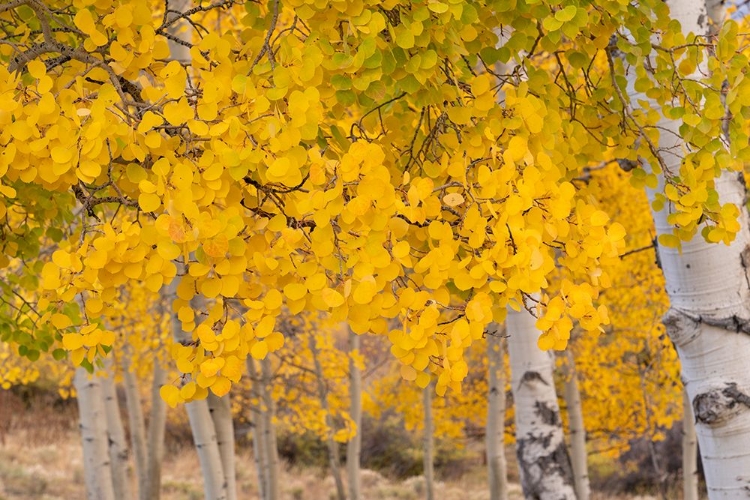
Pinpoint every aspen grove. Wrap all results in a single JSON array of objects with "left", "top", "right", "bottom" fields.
[{"left": 2, "top": 0, "right": 750, "bottom": 498}]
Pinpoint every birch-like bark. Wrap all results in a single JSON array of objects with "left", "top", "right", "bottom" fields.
[
  {"left": 308, "top": 334, "right": 346, "bottom": 500},
  {"left": 260, "top": 358, "right": 279, "bottom": 500},
  {"left": 486, "top": 327, "right": 508, "bottom": 500},
  {"left": 346, "top": 330, "right": 362, "bottom": 500},
  {"left": 101, "top": 371, "right": 133, "bottom": 500},
  {"left": 123, "top": 365, "right": 148, "bottom": 499},
  {"left": 423, "top": 382, "right": 435, "bottom": 500},
  {"left": 683, "top": 390, "right": 699, "bottom": 500},
  {"left": 186, "top": 398, "right": 229, "bottom": 500},
  {"left": 562, "top": 350, "right": 590, "bottom": 500},
  {"left": 208, "top": 393, "right": 237, "bottom": 500},
  {"left": 247, "top": 358, "right": 269, "bottom": 500},
  {"left": 506, "top": 307, "right": 576, "bottom": 500},
  {"left": 625, "top": 0, "right": 750, "bottom": 494},
  {"left": 145, "top": 363, "right": 167, "bottom": 500},
  {"left": 74, "top": 368, "right": 117, "bottom": 500}
]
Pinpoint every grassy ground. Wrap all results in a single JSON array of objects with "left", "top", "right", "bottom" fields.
[{"left": 0, "top": 425, "right": 666, "bottom": 500}]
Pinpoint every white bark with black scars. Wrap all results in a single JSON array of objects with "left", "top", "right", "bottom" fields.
[
  {"left": 507, "top": 306, "right": 576, "bottom": 500},
  {"left": 633, "top": 0, "right": 750, "bottom": 494}
]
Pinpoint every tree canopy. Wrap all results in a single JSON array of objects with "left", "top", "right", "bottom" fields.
[{"left": 0, "top": 0, "right": 746, "bottom": 401}]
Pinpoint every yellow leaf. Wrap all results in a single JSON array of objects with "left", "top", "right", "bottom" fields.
[
  {"left": 211, "top": 376, "right": 231, "bottom": 397},
  {"left": 160, "top": 385, "right": 182, "bottom": 408},
  {"left": 400, "top": 364, "right": 417, "bottom": 381},
  {"left": 251, "top": 341, "right": 269, "bottom": 360},
  {"left": 442, "top": 193, "right": 465, "bottom": 207},
  {"left": 266, "top": 332, "right": 284, "bottom": 352},
  {"left": 62, "top": 333, "right": 84, "bottom": 350},
  {"left": 201, "top": 278, "right": 223, "bottom": 298},
  {"left": 507, "top": 135, "right": 528, "bottom": 162},
  {"left": 321, "top": 288, "right": 345, "bottom": 308},
  {"left": 139, "top": 193, "right": 161, "bottom": 212},
  {"left": 590, "top": 210, "right": 609, "bottom": 226},
  {"left": 283, "top": 283, "right": 307, "bottom": 301}
]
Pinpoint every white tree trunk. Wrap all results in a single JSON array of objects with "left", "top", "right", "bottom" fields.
[
  {"left": 123, "top": 365, "right": 148, "bottom": 500},
  {"left": 633, "top": 0, "right": 750, "bottom": 495},
  {"left": 347, "top": 331, "right": 362, "bottom": 500},
  {"left": 506, "top": 307, "right": 576, "bottom": 500},
  {"left": 186, "top": 398, "right": 229, "bottom": 500},
  {"left": 74, "top": 368, "right": 117, "bottom": 500},
  {"left": 486, "top": 327, "right": 509, "bottom": 500},
  {"left": 169, "top": 281, "right": 227, "bottom": 500},
  {"left": 247, "top": 358, "right": 269, "bottom": 500},
  {"left": 562, "top": 350, "right": 590, "bottom": 500},
  {"left": 208, "top": 393, "right": 237, "bottom": 500},
  {"left": 683, "top": 389, "right": 699, "bottom": 500},
  {"left": 260, "top": 358, "right": 280, "bottom": 500},
  {"left": 145, "top": 362, "right": 167, "bottom": 500},
  {"left": 423, "top": 382, "right": 435, "bottom": 500},
  {"left": 308, "top": 335, "right": 346, "bottom": 500},
  {"left": 101, "top": 371, "right": 133, "bottom": 500}
]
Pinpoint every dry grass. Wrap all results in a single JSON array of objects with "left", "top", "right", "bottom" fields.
[
  {"left": 0, "top": 391, "right": 665, "bottom": 500},
  {"left": 0, "top": 425, "right": 661, "bottom": 500}
]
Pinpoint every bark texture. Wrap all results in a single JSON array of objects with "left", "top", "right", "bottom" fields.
[
  {"left": 562, "top": 350, "right": 590, "bottom": 500},
  {"left": 486, "top": 327, "right": 509, "bottom": 500},
  {"left": 145, "top": 363, "right": 167, "bottom": 500},
  {"left": 186, "top": 398, "right": 229, "bottom": 500},
  {"left": 123, "top": 367, "right": 148, "bottom": 499},
  {"left": 683, "top": 390, "right": 699, "bottom": 500},
  {"left": 260, "top": 358, "right": 279, "bottom": 500},
  {"left": 423, "top": 382, "right": 435, "bottom": 500},
  {"left": 74, "top": 368, "right": 117, "bottom": 500},
  {"left": 638, "top": 0, "right": 750, "bottom": 494},
  {"left": 208, "top": 393, "right": 237, "bottom": 500},
  {"left": 101, "top": 372, "right": 132, "bottom": 500},
  {"left": 506, "top": 307, "right": 576, "bottom": 500},
  {"left": 346, "top": 331, "right": 362, "bottom": 500}
]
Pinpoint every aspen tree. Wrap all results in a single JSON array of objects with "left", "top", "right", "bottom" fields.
[
  {"left": 486, "top": 328, "right": 508, "bottom": 500},
  {"left": 562, "top": 350, "right": 589, "bottom": 500},
  {"left": 507, "top": 306, "right": 576, "bottom": 500},
  {"left": 74, "top": 368, "right": 117, "bottom": 500},
  {"left": 346, "top": 330, "right": 363, "bottom": 500},
  {"left": 100, "top": 368, "right": 133, "bottom": 500},
  {"left": 422, "top": 381, "right": 435, "bottom": 500}
]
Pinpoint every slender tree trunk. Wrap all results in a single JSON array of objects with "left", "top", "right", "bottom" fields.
[
  {"left": 186, "top": 398, "right": 229, "bottom": 500},
  {"left": 347, "top": 331, "right": 362, "bottom": 500},
  {"left": 506, "top": 307, "right": 576, "bottom": 500},
  {"left": 486, "top": 327, "right": 509, "bottom": 500},
  {"left": 423, "top": 382, "right": 435, "bottom": 500},
  {"left": 145, "top": 363, "right": 167, "bottom": 500},
  {"left": 683, "top": 390, "right": 699, "bottom": 500},
  {"left": 260, "top": 358, "right": 280, "bottom": 500},
  {"left": 101, "top": 371, "right": 133, "bottom": 500},
  {"left": 74, "top": 368, "right": 117, "bottom": 500},
  {"left": 169, "top": 282, "right": 227, "bottom": 500},
  {"left": 562, "top": 350, "right": 590, "bottom": 500},
  {"left": 123, "top": 364, "right": 148, "bottom": 500},
  {"left": 208, "top": 393, "right": 237, "bottom": 500},
  {"left": 308, "top": 334, "right": 346, "bottom": 500},
  {"left": 247, "top": 358, "right": 269, "bottom": 500}
]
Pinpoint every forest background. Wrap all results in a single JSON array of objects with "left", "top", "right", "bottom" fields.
[{"left": 2, "top": 0, "right": 750, "bottom": 498}]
